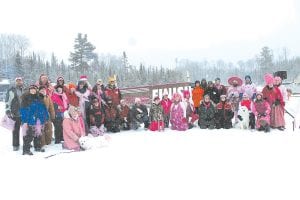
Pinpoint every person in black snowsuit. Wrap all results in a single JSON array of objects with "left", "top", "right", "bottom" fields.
[
  {"left": 215, "top": 95, "right": 234, "bottom": 129},
  {"left": 5, "top": 77, "right": 25, "bottom": 151},
  {"left": 130, "top": 98, "right": 149, "bottom": 130}
]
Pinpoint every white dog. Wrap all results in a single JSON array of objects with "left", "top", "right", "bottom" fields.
[
  {"left": 79, "top": 134, "right": 111, "bottom": 150},
  {"left": 236, "top": 106, "right": 250, "bottom": 129}
]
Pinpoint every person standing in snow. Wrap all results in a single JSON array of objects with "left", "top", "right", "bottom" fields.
[
  {"left": 214, "top": 77, "right": 227, "bottom": 104},
  {"left": 5, "top": 77, "right": 25, "bottom": 151},
  {"left": 227, "top": 76, "right": 243, "bottom": 124},
  {"left": 192, "top": 80, "right": 205, "bottom": 114},
  {"left": 241, "top": 75, "right": 257, "bottom": 101},
  {"left": 262, "top": 73, "right": 285, "bottom": 131},
  {"left": 149, "top": 96, "right": 164, "bottom": 131},
  {"left": 182, "top": 90, "right": 199, "bottom": 129},
  {"left": 39, "top": 85, "right": 55, "bottom": 149},
  {"left": 20, "top": 85, "right": 49, "bottom": 155},
  {"left": 51, "top": 85, "right": 69, "bottom": 144},
  {"left": 274, "top": 76, "right": 287, "bottom": 129},
  {"left": 104, "top": 76, "right": 122, "bottom": 107},
  {"left": 160, "top": 91, "right": 172, "bottom": 128}
]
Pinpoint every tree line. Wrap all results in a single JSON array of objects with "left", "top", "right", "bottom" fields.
[{"left": 1, "top": 33, "right": 299, "bottom": 87}]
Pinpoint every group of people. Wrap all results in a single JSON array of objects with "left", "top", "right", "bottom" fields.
[{"left": 4, "top": 72, "right": 287, "bottom": 155}]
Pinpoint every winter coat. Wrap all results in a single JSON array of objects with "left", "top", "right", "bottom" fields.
[
  {"left": 104, "top": 84, "right": 121, "bottom": 106},
  {"left": 63, "top": 112, "right": 85, "bottom": 151},
  {"left": 204, "top": 86, "right": 219, "bottom": 104},
  {"left": 20, "top": 93, "right": 49, "bottom": 126},
  {"left": 118, "top": 104, "right": 131, "bottom": 122},
  {"left": 170, "top": 102, "right": 188, "bottom": 131},
  {"left": 262, "top": 86, "right": 284, "bottom": 107},
  {"left": 89, "top": 105, "right": 105, "bottom": 128},
  {"left": 131, "top": 104, "right": 148, "bottom": 122},
  {"left": 227, "top": 85, "right": 242, "bottom": 112},
  {"left": 104, "top": 104, "right": 120, "bottom": 132},
  {"left": 149, "top": 103, "right": 164, "bottom": 122},
  {"left": 251, "top": 99, "right": 271, "bottom": 128},
  {"left": 215, "top": 84, "right": 227, "bottom": 96},
  {"left": 241, "top": 83, "right": 257, "bottom": 100},
  {"left": 215, "top": 101, "right": 233, "bottom": 128},
  {"left": 192, "top": 86, "right": 204, "bottom": 108},
  {"left": 160, "top": 98, "right": 172, "bottom": 114},
  {"left": 51, "top": 92, "right": 68, "bottom": 119},
  {"left": 5, "top": 86, "right": 24, "bottom": 118},
  {"left": 198, "top": 101, "right": 216, "bottom": 128},
  {"left": 75, "top": 88, "right": 91, "bottom": 119},
  {"left": 182, "top": 98, "right": 199, "bottom": 124},
  {"left": 40, "top": 93, "right": 55, "bottom": 121}
]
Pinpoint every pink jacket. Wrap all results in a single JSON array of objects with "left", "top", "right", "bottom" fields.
[
  {"left": 161, "top": 98, "right": 172, "bottom": 114},
  {"left": 63, "top": 112, "right": 86, "bottom": 151}
]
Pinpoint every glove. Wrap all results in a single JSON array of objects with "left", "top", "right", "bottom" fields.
[
  {"left": 237, "top": 115, "right": 243, "bottom": 121},
  {"left": 274, "top": 99, "right": 280, "bottom": 106},
  {"left": 6, "top": 110, "right": 13, "bottom": 119}
]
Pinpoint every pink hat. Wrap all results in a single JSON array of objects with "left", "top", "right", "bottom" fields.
[
  {"left": 182, "top": 90, "right": 190, "bottom": 98},
  {"left": 79, "top": 75, "right": 88, "bottom": 81},
  {"left": 264, "top": 73, "right": 274, "bottom": 85},
  {"left": 228, "top": 76, "right": 243, "bottom": 86}
]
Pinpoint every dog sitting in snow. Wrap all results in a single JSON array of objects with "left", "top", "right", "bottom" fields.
[
  {"left": 236, "top": 106, "right": 250, "bottom": 129},
  {"left": 79, "top": 134, "right": 111, "bottom": 150}
]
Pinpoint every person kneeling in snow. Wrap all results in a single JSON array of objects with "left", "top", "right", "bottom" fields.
[
  {"left": 149, "top": 96, "right": 164, "bottom": 131},
  {"left": 104, "top": 97, "right": 120, "bottom": 133},
  {"left": 251, "top": 92, "right": 271, "bottom": 132},
  {"left": 63, "top": 106, "right": 86, "bottom": 151},
  {"left": 198, "top": 94, "right": 216, "bottom": 129},
  {"left": 215, "top": 95, "right": 234, "bottom": 129},
  {"left": 89, "top": 97, "right": 105, "bottom": 136},
  {"left": 170, "top": 93, "right": 188, "bottom": 131},
  {"left": 130, "top": 98, "right": 150, "bottom": 130}
]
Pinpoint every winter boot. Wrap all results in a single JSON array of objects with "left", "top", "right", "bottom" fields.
[{"left": 264, "top": 125, "right": 270, "bottom": 133}]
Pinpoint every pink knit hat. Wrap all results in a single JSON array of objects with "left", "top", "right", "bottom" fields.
[
  {"left": 182, "top": 90, "right": 190, "bottom": 98},
  {"left": 264, "top": 73, "right": 274, "bottom": 85}
]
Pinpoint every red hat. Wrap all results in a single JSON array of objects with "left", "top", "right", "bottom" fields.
[
  {"left": 79, "top": 75, "right": 88, "bottom": 81},
  {"left": 182, "top": 90, "right": 190, "bottom": 98},
  {"left": 228, "top": 76, "right": 243, "bottom": 86}
]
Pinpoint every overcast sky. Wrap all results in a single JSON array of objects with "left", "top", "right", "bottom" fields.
[{"left": 0, "top": 0, "right": 299, "bottom": 67}]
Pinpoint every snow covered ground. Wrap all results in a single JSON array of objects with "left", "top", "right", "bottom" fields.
[{"left": 0, "top": 99, "right": 300, "bottom": 200}]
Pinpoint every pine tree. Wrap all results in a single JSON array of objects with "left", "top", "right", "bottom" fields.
[{"left": 69, "top": 33, "right": 96, "bottom": 76}]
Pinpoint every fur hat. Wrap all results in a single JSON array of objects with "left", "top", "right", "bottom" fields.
[
  {"left": 108, "top": 75, "right": 116, "bottom": 83},
  {"left": 264, "top": 73, "right": 274, "bottom": 85},
  {"left": 79, "top": 75, "right": 88, "bottom": 81}
]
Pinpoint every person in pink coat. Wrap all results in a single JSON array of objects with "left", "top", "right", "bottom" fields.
[
  {"left": 251, "top": 92, "right": 271, "bottom": 132},
  {"left": 63, "top": 106, "right": 86, "bottom": 151},
  {"left": 170, "top": 93, "right": 188, "bottom": 131},
  {"left": 160, "top": 91, "right": 172, "bottom": 128}
]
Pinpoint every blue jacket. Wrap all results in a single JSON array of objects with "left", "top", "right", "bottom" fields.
[{"left": 20, "top": 94, "right": 49, "bottom": 126}]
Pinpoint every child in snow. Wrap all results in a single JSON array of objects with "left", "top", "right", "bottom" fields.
[
  {"left": 89, "top": 97, "right": 105, "bottom": 136},
  {"left": 149, "top": 96, "right": 164, "bottom": 131},
  {"left": 170, "top": 93, "right": 188, "bottom": 131},
  {"left": 215, "top": 95, "right": 234, "bottom": 129},
  {"left": 130, "top": 98, "right": 150, "bottom": 130},
  {"left": 182, "top": 90, "right": 199, "bottom": 129},
  {"left": 198, "top": 94, "right": 216, "bottom": 129},
  {"left": 160, "top": 91, "right": 172, "bottom": 128},
  {"left": 117, "top": 99, "right": 131, "bottom": 130},
  {"left": 251, "top": 92, "right": 271, "bottom": 132}
]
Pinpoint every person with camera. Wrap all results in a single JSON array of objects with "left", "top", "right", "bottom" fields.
[{"left": 5, "top": 77, "right": 25, "bottom": 151}]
